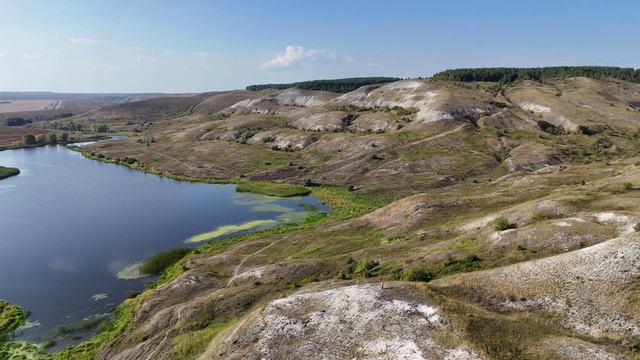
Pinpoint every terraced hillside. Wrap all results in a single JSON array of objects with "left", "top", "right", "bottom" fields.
[{"left": 22, "top": 74, "right": 640, "bottom": 359}]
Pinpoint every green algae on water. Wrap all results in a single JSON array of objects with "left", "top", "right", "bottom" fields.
[
  {"left": 185, "top": 220, "right": 277, "bottom": 243},
  {"left": 252, "top": 204, "right": 295, "bottom": 213},
  {"left": 116, "top": 262, "right": 148, "bottom": 280},
  {"left": 277, "top": 211, "right": 309, "bottom": 223}
]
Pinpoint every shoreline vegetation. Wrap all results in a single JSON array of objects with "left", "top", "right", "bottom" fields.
[
  {"left": 236, "top": 181, "right": 311, "bottom": 197},
  {"left": 78, "top": 148, "right": 313, "bottom": 198},
  {"left": 0, "top": 300, "right": 29, "bottom": 339},
  {"left": 0, "top": 166, "right": 19, "bottom": 180}
]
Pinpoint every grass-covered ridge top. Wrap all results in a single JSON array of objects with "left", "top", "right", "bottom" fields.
[
  {"left": 0, "top": 166, "right": 19, "bottom": 180},
  {"left": 245, "top": 77, "right": 400, "bottom": 93},
  {"left": 432, "top": 66, "right": 640, "bottom": 84},
  {"left": 236, "top": 181, "right": 311, "bottom": 197}
]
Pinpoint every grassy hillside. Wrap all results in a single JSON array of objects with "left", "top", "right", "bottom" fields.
[{"left": 29, "top": 76, "right": 640, "bottom": 359}]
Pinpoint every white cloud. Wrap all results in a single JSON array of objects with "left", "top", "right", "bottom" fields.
[
  {"left": 191, "top": 51, "right": 219, "bottom": 57},
  {"left": 260, "top": 44, "right": 337, "bottom": 70},
  {"left": 69, "top": 36, "right": 104, "bottom": 45},
  {"left": 22, "top": 53, "right": 43, "bottom": 60}
]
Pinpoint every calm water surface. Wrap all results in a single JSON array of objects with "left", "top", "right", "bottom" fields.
[{"left": 0, "top": 144, "right": 325, "bottom": 343}]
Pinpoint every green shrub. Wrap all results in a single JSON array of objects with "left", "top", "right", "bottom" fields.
[
  {"left": 493, "top": 217, "right": 515, "bottom": 231},
  {"left": 432, "top": 255, "right": 483, "bottom": 278},
  {"left": 623, "top": 182, "right": 633, "bottom": 192},
  {"left": 353, "top": 259, "right": 379, "bottom": 278},
  {"left": 140, "top": 248, "right": 191, "bottom": 275},
  {"left": 402, "top": 266, "right": 433, "bottom": 282},
  {"left": 22, "top": 134, "right": 36, "bottom": 145},
  {"left": 634, "top": 223, "right": 640, "bottom": 232}
]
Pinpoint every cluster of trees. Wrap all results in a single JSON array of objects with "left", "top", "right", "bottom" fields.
[
  {"left": 432, "top": 66, "right": 640, "bottom": 85},
  {"left": 53, "top": 122, "right": 83, "bottom": 131},
  {"left": 4, "top": 117, "right": 33, "bottom": 126},
  {"left": 246, "top": 77, "right": 400, "bottom": 93},
  {"left": 91, "top": 124, "right": 109, "bottom": 133},
  {"left": 22, "top": 132, "right": 69, "bottom": 145},
  {"left": 3, "top": 113, "right": 74, "bottom": 126}
]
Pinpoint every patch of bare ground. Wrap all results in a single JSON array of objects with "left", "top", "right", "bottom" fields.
[{"left": 210, "top": 283, "right": 480, "bottom": 360}]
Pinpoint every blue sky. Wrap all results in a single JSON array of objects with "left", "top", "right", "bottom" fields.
[{"left": 0, "top": 0, "right": 637, "bottom": 93}]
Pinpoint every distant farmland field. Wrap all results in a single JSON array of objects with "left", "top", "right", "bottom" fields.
[{"left": 0, "top": 99, "right": 63, "bottom": 113}]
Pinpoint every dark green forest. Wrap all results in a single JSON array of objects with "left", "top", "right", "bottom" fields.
[
  {"left": 432, "top": 66, "right": 640, "bottom": 84},
  {"left": 246, "top": 77, "right": 400, "bottom": 93}
]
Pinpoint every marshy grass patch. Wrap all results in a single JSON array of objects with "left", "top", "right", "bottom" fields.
[
  {"left": 0, "top": 166, "right": 19, "bottom": 181},
  {"left": 140, "top": 248, "right": 191, "bottom": 275},
  {"left": 185, "top": 220, "right": 277, "bottom": 243},
  {"left": 0, "top": 300, "right": 29, "bottom": 338},
  {"left": 0, "top": 341, "right": 49, "bottom": 360},
  {"left": 236, "top": 181, "right": 311, "bottom": 197}
]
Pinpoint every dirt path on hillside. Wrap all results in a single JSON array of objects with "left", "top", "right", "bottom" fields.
[
  {"left": 145, "top": 149, "right": 195, "bottom": 171},
  {"left": 401, "top": 124, "right": 467, "bottom": 149},
  {"left": 227, "top": 238, "right": 286, "bottom": 287}
]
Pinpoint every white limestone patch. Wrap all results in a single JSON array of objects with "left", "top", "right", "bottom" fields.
[
  {"left": 520, "top": 102, "right": 551, "bottom": 113},
  {"left": 595, "top": 212, "right": 629, "bottom": 224},
  {"left": 225, "top": 284, "right": 480, "bottom": 359}
]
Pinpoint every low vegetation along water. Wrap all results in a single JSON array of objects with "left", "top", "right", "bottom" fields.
[{"left": 0, "top": 144, "right": 325, "bottom": 349}]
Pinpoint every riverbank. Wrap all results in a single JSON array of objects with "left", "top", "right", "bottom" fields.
[
  {"left": 0, "top": 166, "right": 19, "bottom": 180},
  {"left": 78, "top": 148, "right": 314, "bottom": 197},
  {"left": 0, "top": 133, "right": 113, "bottom": 152}
]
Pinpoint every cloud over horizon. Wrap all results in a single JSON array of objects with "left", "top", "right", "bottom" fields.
[
  {"left": 260, "top": 45, "right": 338, "bottom": 70},
  {"left": 69, "top": 36, "right": 105, "bottom": 45},
  {"left": 22, "top": 53, "right": 44, "bottom": 60}
]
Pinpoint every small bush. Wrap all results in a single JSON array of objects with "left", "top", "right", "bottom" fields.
[
  {"left": 623, "top": 182, "right": 633, "bottom": 192},
  {"left": 634, "top": 223, "right": 640, "bottom": 232},
  {"left": 433, "top": 255, "right": 483, "bottom": 278},
  {"left": 402, "top": 266, "right": 433, "bottom": 282},
  {"left": 22, "top": 134, "right": 36, "bottom": 145},
  {"left": 140, "top": 248, "right": 191, "bottom": 275},
  {"left": 353, "top": 259, "right": 379, "bottom": 278},
  {"left": 493, "top": 217, "right": 515, "bottom": 231}
]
